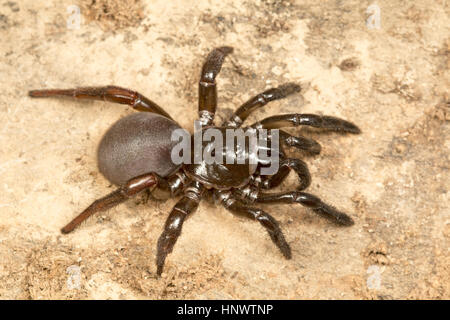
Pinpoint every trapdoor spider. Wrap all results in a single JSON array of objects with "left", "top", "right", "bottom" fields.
[{"left": 29, "top": 47, "right": 360, "bottom": 275}]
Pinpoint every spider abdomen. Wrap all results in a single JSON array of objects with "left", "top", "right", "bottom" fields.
[{"left": 97, "top": 112, "right": 182, "bottom": 186}]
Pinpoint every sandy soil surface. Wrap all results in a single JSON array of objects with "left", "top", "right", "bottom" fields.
[{"left": 0, "top": 0, "right": 448, "bottom": 299}]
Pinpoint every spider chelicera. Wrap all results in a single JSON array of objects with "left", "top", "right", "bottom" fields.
[{"left": 29, "top": 46, "right": 360, "bottom": 275}]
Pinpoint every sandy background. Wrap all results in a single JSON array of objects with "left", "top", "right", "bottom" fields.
[{"left": 0, "top": 0, "right": 448, "bottom": 299}]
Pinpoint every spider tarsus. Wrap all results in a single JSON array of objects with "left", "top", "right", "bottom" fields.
[
  {"left": 203, "top": 46, "right": 234, "bottom": 79},
  {"left": 156, "top": 237, "right": 171, "bottom": 276},
  {"left": 323, "top": 116, "right": 361, "bottom": 134},
  {"left": 156, "top": 265, "right": 164, "bottom": 277},
  {"left": 341, "top": 122, "right": 361, "bottom": 134},
  {"left": 313, "top": 204, "right": 355, "bottom": 227},
  {"left": 276, "top": 83, "right": 301, "bottom": 98},
  {"left": 61, "top": 220, "right": 78, "bottom": 234},
  {"left": 263, "top": 83, "right": 301, "bottom": 101},
  {"left": 28, "top": 89, "right": 70, "bottom": 98},
  {"left": 28, "top": 90, "right": 47, "bottom": 97},
  {"left": 256, "top": 211, "right": 292, "bottom": 259},
  {"left": 283, "top": 247, "right": 292, "bottom": 259},
  {"left": 281, "top": 132, "right": 322, "bottom": 155},
  {"left": 60, "top": 226, "right": 71, "bottom": 234},
  {"left": 298, "top": 138, "right": 321, "bottom": 155},
  {"left": 274, "top": 234, "right": 292, "bottom": 259},
  {"left": 334, "top": 212, "right": 355, "bottom": 226},
  {"left": 217, "top": 46, "right": 234, "bottom": 55}
]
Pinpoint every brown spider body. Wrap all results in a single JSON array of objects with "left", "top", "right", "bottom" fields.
[
  {"left": 28, "top": 46, "right": 360, "bottom": 276},
  {"left": 184, "top": 126, "right": 257, "bottom": 190}
]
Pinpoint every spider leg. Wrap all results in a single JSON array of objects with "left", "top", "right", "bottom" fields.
[
  {"left": 261, "top": 158, "right": 311, "bottom": 191},
  {"left": 252, "top": 113, "right": 361, "bottom": 133},
  {"left": 218, "top": 193, "right": 291, "bottom": 259},
  {"left": 28, "top": 85, "right": 173, "bottom": 120},
  {"left": 279, "top": 130, "right": 321, "bottom": 155},
  {"left": 198, "top": 46, "right": 233, "bottom": 126},
  {"left": 257, "top": 134, "right": 312, "bottom": 191},
  {"left": 61, "top": 173, "right": 169, "bottom": 234},
  {"left": 156, "top": 182, "right": 203, "bottom": 275},
  {"left": 255, "top": 191, "right": 354, "bottom": 226},
  {"left": 224, "top": 83, "right": 301, "bottom": 127}
]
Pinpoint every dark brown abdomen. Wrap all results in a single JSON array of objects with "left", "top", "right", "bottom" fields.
[{"left": 97, "top": 113, "right": 182, "bottom": 186}]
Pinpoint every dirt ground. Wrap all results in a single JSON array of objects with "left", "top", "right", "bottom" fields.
[{"left": 0, "top": 0, "right": 448, "bottom": 299}]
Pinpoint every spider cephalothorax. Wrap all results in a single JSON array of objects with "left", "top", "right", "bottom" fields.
[{"left": 29, "top": 47, "right": 360, "bottom": 275}]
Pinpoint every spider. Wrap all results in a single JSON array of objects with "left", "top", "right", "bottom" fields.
[{"left": 28, "top": 46, "right": 360, "bottom": 276}]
